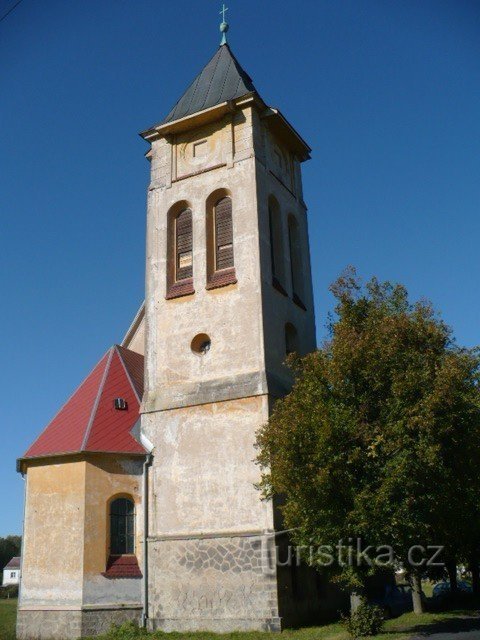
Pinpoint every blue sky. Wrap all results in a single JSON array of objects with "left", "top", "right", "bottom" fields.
[{"left": 1, "top": 0, "right": 479, "bottom": 537}]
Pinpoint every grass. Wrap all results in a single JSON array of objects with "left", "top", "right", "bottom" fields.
[
  {"left": 0, "top": 598, "right": 17, "bottom": 640},
  {"left": 83, "top": 609, "right": 480, "bottom": 640},
  {"left": 1, "top": 599, "right": 479, "bottom": 640}
]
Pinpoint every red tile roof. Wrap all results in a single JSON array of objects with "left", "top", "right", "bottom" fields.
[
  {"left": 23, "top": 346, "right": 146, "bottom": 460},
  {"left": 4, "top": 557, "right": 21, "bottom": 570}
]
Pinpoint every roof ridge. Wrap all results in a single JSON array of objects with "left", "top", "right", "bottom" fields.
[
  {"left": 199, "top": 45, "right": 224, "bottom": 113},
  {"left": 161, "top": 47, "right": 221, "bottom": 126},
  {"left": 218, "top": 53, "right": 233, "bottom": 105},
  {"left": 22, "top": 351, "right": 110, "bottom": 458},
  {"left": 81, "top": 347, "right": 114, "bottom": 451},
  {"left": 224, "top": 43, "right": 254, "bottom": 86},
  {"left": 114, "top": 345, "right": 142, "bottom": 404}
]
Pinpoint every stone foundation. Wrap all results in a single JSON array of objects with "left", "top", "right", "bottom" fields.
[
  {"left": 81, "top": 607, "right": 142, "bottom": 636},
  {"left": 16, "top": 607, "right": 142, "bottom": 640},
  {"left": 147, "top": 534, "right": 281, "bottom": 632},
  {"left": 17, "top": 610, "right": 82, "bottom": 640}
]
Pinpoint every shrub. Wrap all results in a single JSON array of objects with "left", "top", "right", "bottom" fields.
[
  {"left": 343, "top": 602, "right": 385, "bottom": 639},
  {"left": 105, "top": 621, "right": 147, "bottom": 640}
]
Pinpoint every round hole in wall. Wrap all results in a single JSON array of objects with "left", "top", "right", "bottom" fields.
[{"left": 191, "top": 333, "right": 211, "bottom": 355}]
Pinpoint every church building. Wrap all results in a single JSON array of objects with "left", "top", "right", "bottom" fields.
[{"left": 16, "top": 18, "right": 329, "bottom": 639}]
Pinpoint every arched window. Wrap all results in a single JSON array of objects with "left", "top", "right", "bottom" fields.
[
  {"left": 214, "top": 197, "right": 234, "bottom": 271},
  {"left": 110, "top": 497, "right": 135, "bottom": 555},
  {"left": 206, "top": 190, "right": 237, "bottom": 289},
  {"left": 166, "top": 203, "right": 195, "bottom": 299},
  {"left": 175, "top": 208, "right": 193, "bottom": 281},
  {"left": 285, "top": 323, "right": 298, "bottom": 357},
  {"left": 268, "top": 196, "right": 287, "bottom": 296},
  {"left": 288, "top": 215, "right": 305, "bottom": 309}
]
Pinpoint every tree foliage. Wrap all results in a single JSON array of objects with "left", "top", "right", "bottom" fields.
[{"left": 256, "top": 269, "right": 480, "bottom": 596}]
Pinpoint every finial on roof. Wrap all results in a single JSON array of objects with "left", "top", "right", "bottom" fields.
[{"left": 219, "top": 3, "right": 229, "bottom": 45}]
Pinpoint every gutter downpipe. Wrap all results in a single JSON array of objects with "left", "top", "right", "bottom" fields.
[{"left": 141, "top": 452, "right": 153, "bottom": 629}]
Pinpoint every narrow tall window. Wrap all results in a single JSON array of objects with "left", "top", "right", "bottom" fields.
[
  {"left": 206, "top": 191, "right": 237, "bottom": 290},
  {"left": 110, "top": 498, "right": 135, "bottom": 555},
  {"left": 269, "top": 206, "right": 277, "bottom": 278},
  {"left": 269, "top": 197, "right": 287, "bottom": 296},
  {"left": 214, "top": 197, "right": 234, "bottom": 270},
  {"left": 175, "top": 208, "right": 193, "bottom": 281},
  {"left": 285, "top": 322, "right": 298, "bottom": 356},
  {"left": 288, "top": 215, "right": 305, "bottom": 309},
  {"left": 166, "top": 204, "right": 195, "bottom": 299}
]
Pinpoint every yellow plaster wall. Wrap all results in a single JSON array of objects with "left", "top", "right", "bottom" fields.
[
  {"left": 83, "top": 456, "right": 143, "bottom": 577},
  {"left": 20, "top": 460, "right": 87, "bottom": 607},
  {"left": 175, "top": 118, "right": 230, "bottom": 179},
  {"left": 19, "top": 456, "right": 144, "bottom": 609}
]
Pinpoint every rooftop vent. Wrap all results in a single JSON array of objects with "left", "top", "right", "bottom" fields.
[{"left": 114, "top": 398, "right": 128, "bottom": 411}]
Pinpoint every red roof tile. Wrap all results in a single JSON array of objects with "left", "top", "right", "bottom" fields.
[{"left": 23, "top": 346, "right": 146, "bottom": 460}]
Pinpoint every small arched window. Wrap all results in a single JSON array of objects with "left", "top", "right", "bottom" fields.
[
  {"left": 285, "top": 323, "right": 298, "bottom": 357},
  {"left": 110, "top": 498, "right": 135, "bottom": 555},
  {"left": 268, "top": 197, "right": 287, "bottom": 296},
  {"left": 288, "top": 215, "right": 305, "bottom": 309},
  {"left": 166, "top": 203, "right": 195, "bottom": 299}
]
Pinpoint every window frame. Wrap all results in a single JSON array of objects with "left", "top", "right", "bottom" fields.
[
  {"left": 287, "top": 214, "right": 306, "bottom": 310},
  {"left": 174, "top": 208, "right": 193, "bottom": 282},
  {"left": 214, "top": 196, "right": 234, "bottom": 272},
  {"left": 268, "top": 196, "right": 287, "bottom": 297},
  {"left": 206, "top": 190, "right": 237, "bottom": 290},
  {"left": 285, "top": 322, "right": 299, "bottom": 357},
  {"left": 109, "top": 497, "right": 136, "bottom": 557},
  {"left": 166, "top": 201, "right": 195, "bottom": 299}
]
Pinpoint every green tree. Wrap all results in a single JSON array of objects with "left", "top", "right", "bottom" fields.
[{"left": 256, "top": 269, "right": 480, "bottom": 613}]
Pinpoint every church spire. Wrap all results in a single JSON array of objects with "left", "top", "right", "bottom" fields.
[
  {"left": 219, "top": 3, "right": 229, "bottom": 45},
  {"left": 153, "top": 42, "right": 257, "bottom": 126}
]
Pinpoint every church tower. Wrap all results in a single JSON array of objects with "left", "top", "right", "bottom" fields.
[{"left": 140, "top": 25, "right": 316, "bottom": 632}]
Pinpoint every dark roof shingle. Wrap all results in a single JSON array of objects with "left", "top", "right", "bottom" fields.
[{"left": 161, "top": 44, "right": 257, "bottom": 125}]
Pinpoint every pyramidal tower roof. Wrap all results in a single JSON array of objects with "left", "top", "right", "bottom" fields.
[
  {"left": 21, "top": 345, "right": 146, "bottom": 461},
  {"left": 141, "top": 27, "right": 310, "bottom": 160},
  {"left": 161, "top": 43, "right": 257, "bottom": 125}
]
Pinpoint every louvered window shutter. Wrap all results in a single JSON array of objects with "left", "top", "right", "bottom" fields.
[
  {"left": 215, "top": 197, "right": 233, "bottom": 271},
  {"left": 176, "top": 209, "right": 193, "bottom": 281}
]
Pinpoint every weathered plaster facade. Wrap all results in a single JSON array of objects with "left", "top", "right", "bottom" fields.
[
  {"left": 141, "top": 92, "right": 317, "bottom": 630},
  {"left": 17, "top": 455, "right": 144, "bottom": 639}
]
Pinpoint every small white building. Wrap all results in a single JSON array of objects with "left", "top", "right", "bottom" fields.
[{"left": 3, "top": 557, "right": 21, "bottom": 586}]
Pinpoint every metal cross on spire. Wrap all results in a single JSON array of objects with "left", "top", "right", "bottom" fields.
[{"left": 219, "top": 3, "right": 229, "bottom": 45}]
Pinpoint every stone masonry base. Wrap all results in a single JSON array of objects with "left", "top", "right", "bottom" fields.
[
  {"left": 16, "top": 607, "right": 142, "bottom": 640},
  {"left": 148, "top": 616, "right": 282, "bottom": 633},
  {"left": 147, "top": 534, "right": 282, "bottom": 632}
]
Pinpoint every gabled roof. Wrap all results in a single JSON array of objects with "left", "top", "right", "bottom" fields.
[
  {"left": 22, "top": 346, "right": 146, "bottom": 461},
  {"left": 4, "top": 557, "right": 20, "bottom": 569},
  {"left": 160, "top": 43, "right": 257, "bottom": 125}
]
